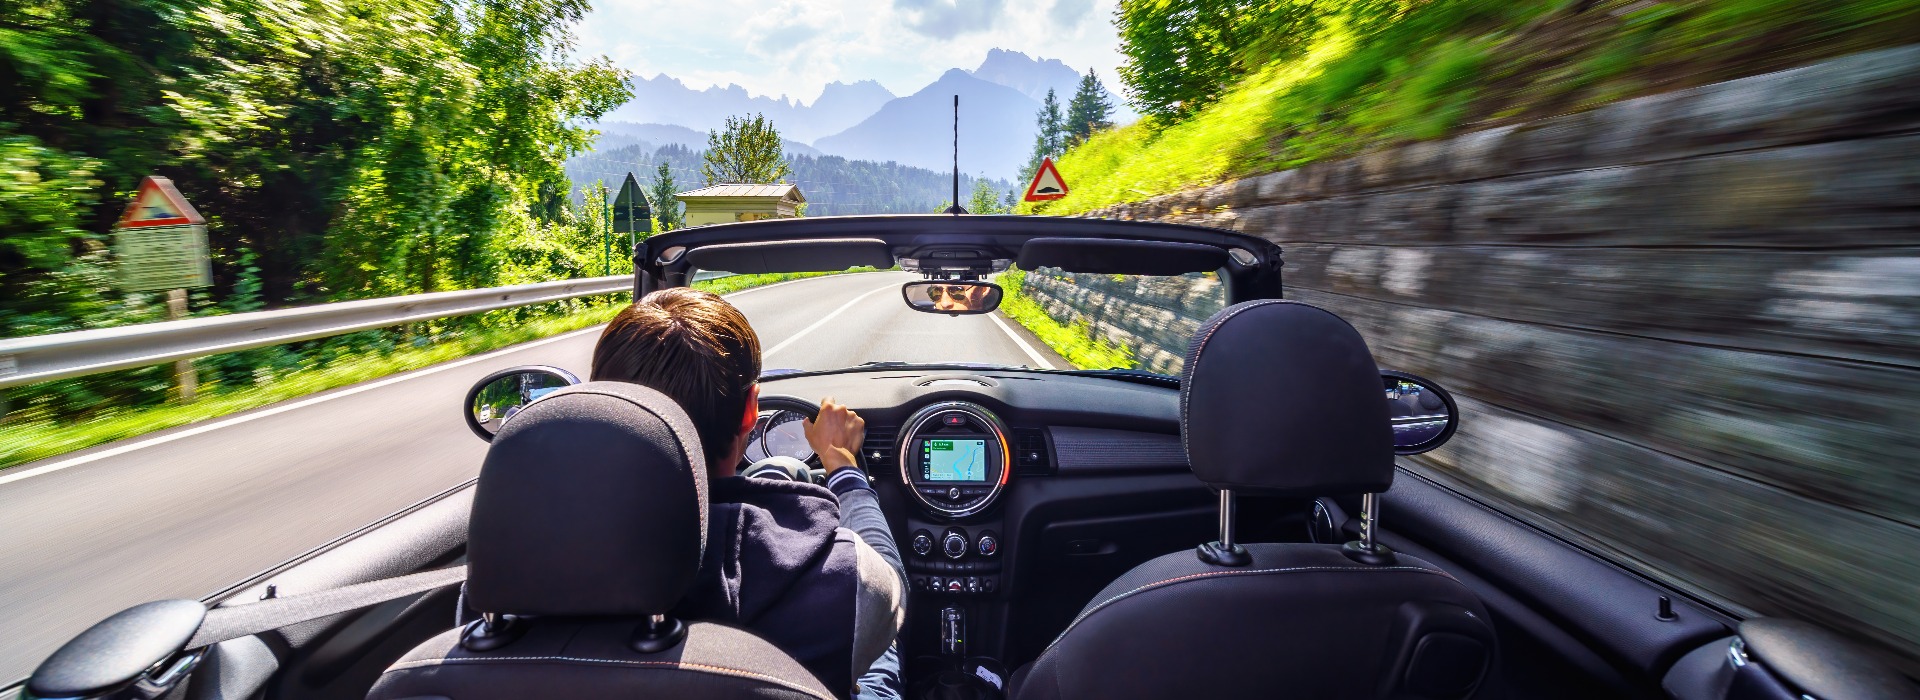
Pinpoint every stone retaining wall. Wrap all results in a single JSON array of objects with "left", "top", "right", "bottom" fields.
[
  {"left": 1020, "top": 270, "right": 1224, "bottom": 373},
  {"left": 1021, "top": 44, "right": 1920, "bottom": 671}
]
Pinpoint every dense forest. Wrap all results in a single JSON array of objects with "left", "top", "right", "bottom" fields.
[
  {"left": 1, "top": 0, "right": 629, "bottom": 423},
  {"left": 567, "top": 142, "right": 1016, "bottom": 216}
]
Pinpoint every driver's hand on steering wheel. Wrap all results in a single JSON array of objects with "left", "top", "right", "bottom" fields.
[{"left": 805, "top": 397, "right": 866, "bottom": 474}]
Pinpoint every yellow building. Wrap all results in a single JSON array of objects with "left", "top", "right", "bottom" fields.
[{"left": 675, "top": 184, "right": 806, "bottom": 227}]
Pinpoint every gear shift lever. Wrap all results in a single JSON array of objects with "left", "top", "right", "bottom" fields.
[{"left": 941, "top": 607, "right": 966, "bottom": 656}]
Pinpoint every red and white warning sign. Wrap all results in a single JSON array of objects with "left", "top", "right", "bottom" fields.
[
  {"left": 117, "top": 176, "right": 205, "bottom": 228},
  {"left": 1023, "top": 158, "right": 1069, "bottom": 202},
  {"left": 114, "top": 176, "right": 212, "bottom": 292}
]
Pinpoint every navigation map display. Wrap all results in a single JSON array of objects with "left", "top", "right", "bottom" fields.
[{"left": 921, "top": 439, "right": 987, "bottom": 482}]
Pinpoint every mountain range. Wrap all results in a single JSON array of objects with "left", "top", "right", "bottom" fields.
[{"left": 584, "top": 50, "right": 1134, "bottom": 180}]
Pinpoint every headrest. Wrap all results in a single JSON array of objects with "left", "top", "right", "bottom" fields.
[
  {"left": 466, "top": 381, "right": 708, "bottom": 616},
  {"left": 1180, "top": 301, "right": 1394, "bottom": 497}
]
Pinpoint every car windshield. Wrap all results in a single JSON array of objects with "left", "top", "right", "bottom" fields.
[{"left": 699, "top": 266, "right": 1225, "bottom": 377}]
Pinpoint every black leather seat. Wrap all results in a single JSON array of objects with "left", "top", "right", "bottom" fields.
[
  {"left": 1009, "top": 300, "right": 1495, "bottom": 700},
  {"left": 367, "top": 382, "right": 835, "bottom": 700}
]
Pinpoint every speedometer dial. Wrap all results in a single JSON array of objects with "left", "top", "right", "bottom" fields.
[{"left": 746, "top": 410, "right": 814, "bottom": 463}]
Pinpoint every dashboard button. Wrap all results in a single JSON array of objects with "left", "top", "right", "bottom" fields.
[
  {"left": 928, "top": 576, "right": 943, "bottom": 591},
  {"left": 977, "top": 532, "right": 999, "bottom": 557},
  {"left": 946, "top": 486, "right": 961, "bottom": 500},
  {"left": 982, "top": 577, "right": 996, "bottom": 593},
  {"left": 947, "top": 579, "right": 964, "bottom": 593},
  {"left": 911, "top": 530, "right": 934, "bottom": 557},
  {"left": 942, "top": 529, "right": 969, "bottom": 560}
]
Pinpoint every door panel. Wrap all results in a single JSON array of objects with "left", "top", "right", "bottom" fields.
[{"left": 1355, "top": 469, "right": 1735, "bottom": 698}]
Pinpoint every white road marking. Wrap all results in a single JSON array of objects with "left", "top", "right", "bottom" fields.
[
  {"left": 0, "top": 325, "right": 607, "bottom": 487},
  {"left": 988, "top": 312, "right": 1056, "bottom": 370},
  {"left": 760, "top": 282, "right": 902, "bottom": 360},
  {"left": 0, "top": 272, "right": 890, "bottom": 487}
]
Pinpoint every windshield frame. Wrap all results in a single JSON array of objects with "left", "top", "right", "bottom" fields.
[{"left": 635, "top": 214, "right": 1283, "bottom": 304}]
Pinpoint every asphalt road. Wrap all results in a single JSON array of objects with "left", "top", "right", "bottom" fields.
[{"left": 0, "top": 270, "right": 1065, "bottom": 683}]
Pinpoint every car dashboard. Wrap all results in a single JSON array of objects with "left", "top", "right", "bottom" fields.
[{"left": 753, "top": 368, "right": 1267, "bottom": 677}]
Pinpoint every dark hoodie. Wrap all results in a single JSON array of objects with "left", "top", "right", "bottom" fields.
[{"left": 673, "top": 476, "right": 861, "bottom": 696}]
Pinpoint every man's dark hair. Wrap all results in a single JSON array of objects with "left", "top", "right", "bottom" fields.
[{"left": 591, "top": 288, "right": 760, "bottom": 471}]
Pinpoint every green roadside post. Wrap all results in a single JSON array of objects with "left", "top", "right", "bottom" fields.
[{"left": 602, "top": 182, "right": 612, "bottom": 277}]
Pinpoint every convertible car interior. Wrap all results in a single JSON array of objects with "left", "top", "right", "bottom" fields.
[{"left": 12, "top": 214, "right": 1917, "bottom": 700}]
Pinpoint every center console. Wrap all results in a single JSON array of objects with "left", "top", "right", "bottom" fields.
[{"left": 893, "top": 401, "right": 1020, "bottom": 697}]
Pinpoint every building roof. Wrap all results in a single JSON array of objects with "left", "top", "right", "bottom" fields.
[{"left": 675, "top": 183, "right": 805, "bottom": 202}]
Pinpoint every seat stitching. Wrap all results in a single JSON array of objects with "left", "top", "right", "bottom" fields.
[
  {"left": 1179, "top": 299, "right": 1291, "bottom": 448},
  {"left": 383, "top": 655, "right": 832, "bottom": 700},
  {"left": 1044, "top": 564, "right": 1454, "bottom": 655}
]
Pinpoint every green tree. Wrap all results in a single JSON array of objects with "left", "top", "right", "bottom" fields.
[
  {"left": 648, "top": 162, "right": 683, "bottom": 231},
  {"left": 2, "top": 0, "right": 631, "bottom": 419},
  {"left": 968, "top": 179, "right": 1009, "bottom": 214},
  {"left": 1115, "top": 0, "right": 1327, "bottom": 119},
  {"left": 1066, "top": 69, "right": 1115, "bottom": 145},
  {"left": 1023, "top": 89, "right": 1066, "bottom": 182},
  {"left": 700, "top": 113, "right": 791, "bottom": 185}
]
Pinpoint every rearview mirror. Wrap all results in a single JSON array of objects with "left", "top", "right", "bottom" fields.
[
  {"left": 1383, "top": 370, "right": 1458, "bottom": 455},
  {"left": 903, "top": 280, "right": 1003, "bottom": 315},
  {"left": 465, "top": 365, "right": 580, "bottom": 442}
]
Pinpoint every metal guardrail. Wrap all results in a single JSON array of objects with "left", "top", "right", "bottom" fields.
[{"left": 0, "top": 275, "right": 634, "bottom": 389}]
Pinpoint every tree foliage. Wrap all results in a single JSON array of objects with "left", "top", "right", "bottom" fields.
[
  {"left": 1115, "top": 0, "right": 1340, "bottom": 119},
  {"left": 649, "top": 162, "right": 683, "bottom": 231},
  {"left": 1065, "top": 70, "right": 1115, "bottom": 145},
  {"left": 1, "top": 0, "right": 631, "bottom": 420},
  {"left": 1023, "top": 89, "right": 1066, "bottom": 182},
  {"left": 700, "top": 113, "right": 791, "bottom": 185},
  {"left": 573, "top": 143, "right": 1011, "bottom": 216},
  {"left": 968, "top": 180, "right": 1011, "bottom": 215}
]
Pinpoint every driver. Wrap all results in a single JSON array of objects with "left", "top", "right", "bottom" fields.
[
  {"left": 590, "top": 287, "right": 905, "bottom": 699},
  {"left": 931, "top": 283, "right": 990, "bottom": 312}
]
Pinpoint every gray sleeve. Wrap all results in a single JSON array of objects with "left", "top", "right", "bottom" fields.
[
  {"left": 846, "top": 532, "right": 905, "bottom": 679},
  {"left": 829, "top": 469, "right": 906, "bottom": 679},
  {"left": 834, "top": 477, "right": 904, "bottom": 576}
]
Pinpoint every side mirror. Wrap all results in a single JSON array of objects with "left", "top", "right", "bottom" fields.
[
  {"left": 464, "top": 365, "right": 580, "bottom": 442},
  {"left": 903, "top": 280, "right": 1003, "bottom": 315},
  {"left": 1383, "top": 370, "right": 1459, "bottom": 455}
]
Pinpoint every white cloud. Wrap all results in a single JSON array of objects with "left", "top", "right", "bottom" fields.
[{"left": 572, "top": 0, "right": 1127, "bottom": 106}]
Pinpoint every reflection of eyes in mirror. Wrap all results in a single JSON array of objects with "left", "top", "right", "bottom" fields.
[
  {"left": 904, "top": 281, "right": 1002, "bottom": 314},
  {"left": 931, "top": 284, "right": 989, "bottom": 311}
]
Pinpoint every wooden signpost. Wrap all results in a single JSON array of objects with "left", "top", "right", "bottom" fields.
[{"left": 114, "top": 176, "right": 210, "bottom": 401}]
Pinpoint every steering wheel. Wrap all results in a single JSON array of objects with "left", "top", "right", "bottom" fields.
[{"left": 739, "top": 395, "right": 828, "bottom": 485}]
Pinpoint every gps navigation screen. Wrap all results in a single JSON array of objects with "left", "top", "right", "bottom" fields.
[{"left": 921, "top": 439, "right": 987, "bottom": 482}]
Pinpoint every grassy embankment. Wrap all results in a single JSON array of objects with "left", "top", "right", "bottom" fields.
[
  {"left": 996, "top": 267, "right": 1137, "bottom": 370},
  {"left": 1023, "top": 0, "right": 1920, "bottom": 216},
  {"left": 0, "top": 270, "right": 854, "bottom": 470}
]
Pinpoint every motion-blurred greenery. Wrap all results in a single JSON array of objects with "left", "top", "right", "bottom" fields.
[
  {"left": 2, "top": 0, "right": 640, "bottom": 428},
  {"left": 996, "top": 266, "right": 1137, "bottom": 370},
  {"left": 1027, "top": 0, "right": 1920, "bottom": 215},
  {"left": 0, "top": 268, "right": 863, "bottom": 470}
]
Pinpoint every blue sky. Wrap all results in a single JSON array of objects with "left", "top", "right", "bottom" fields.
[{"left": 571, "top": 0, "right": 1127, "bottom": 105}]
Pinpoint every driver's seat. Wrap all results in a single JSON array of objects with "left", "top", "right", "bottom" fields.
[
  {"left": 1009, "top": 301, "right": 1495, "bottom": 700},
  {"left": 367, "top": 382, "right": 835, "bottom": 700}
]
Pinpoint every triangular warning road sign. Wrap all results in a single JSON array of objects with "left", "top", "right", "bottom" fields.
[
  {"left": 612, "top": 173, "right": 652, "bottom": 234},
  {"left": 1023, "top": 158, "right": 1069, "bottom": 202},
  {"left": 117, "top": 176, "right": 205, "bottom": 229}
]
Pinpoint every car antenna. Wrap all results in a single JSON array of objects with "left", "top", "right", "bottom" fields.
[{"left": 944, "top": 94, "right": 967, "bottom": 214}]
